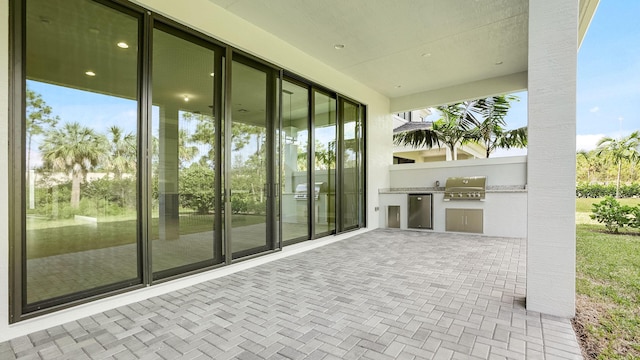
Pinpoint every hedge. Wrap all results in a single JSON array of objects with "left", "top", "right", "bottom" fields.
[{"left": 576, "top": 183, "right": 640, "bottom": 198}]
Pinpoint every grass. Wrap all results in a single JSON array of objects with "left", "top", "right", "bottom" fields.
[
  {"left": 26, "top": 213, "right": 266, "bottom": 259},
  {"left": 574, "top": 198, "right": 640, "bottom": 359},
  {"left": 576, "top": 197, "right": 640, "bottom": 213}
]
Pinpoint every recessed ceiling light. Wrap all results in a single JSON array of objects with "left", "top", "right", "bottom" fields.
[
  {"left": 495, "top": 61, "right": 503, "bottom": 65},
  {"left": 88, "top": 28, "right": 99, "bottom": 34},
  {"left": 395, "top": 85, "right": 402, "bottom": 89},
  {"left": 183, "top": 95, "right": 190, "bottom": 102},
  {"left": 117, "top": 42, "right": 129, "bottom": 49},
  {"left": 39, "top": 17, "right": 51, "bottom": 24},
  {"left": 421, "top": 53, "right": 431, "bottom": 57},
  {"left": 210, "top": 72, "right": 215, "bottom": 77},
  {"left": 334, "top": 44, "right": 345, "bottom": 50},
  {"left": 85, "top": 71, "right": 96, "bottom": 76}
]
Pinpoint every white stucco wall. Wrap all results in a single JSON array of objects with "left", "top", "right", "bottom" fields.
[
  {"left": 389, "top": 156, "right": 527, "bottom": 188},
  {"left": 0, "top": 0, "right": 392, "bottom": 341},
  {"left": 527, "top": 0, "right": 577, "bottom": 317}
]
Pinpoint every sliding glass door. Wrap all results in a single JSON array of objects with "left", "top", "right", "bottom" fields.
[
  {"left": 229, "top": 57, "right": 277, "bottom": 258},
  {"left": 12, "top": 0, "right": 365, "bottom": 320},
  {"left": 281, "top": 80, "right": 310, "bottom": 244},
  {"left": 339, "top": 98, "right": 361, "bottom": 231},
  {"left": 279, "top": 80, "right": 366, "bottom": 243},
  {"left": 21, "top": 0, "right": 142, "bottom": 310},
  {"left": 150, "top": 23, "right": 223, "bottom": 279},
  {"left": 312, "top": 90, "right": 337, "bottom": 237}
]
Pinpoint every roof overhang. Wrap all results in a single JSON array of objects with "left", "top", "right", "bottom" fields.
[{"left": 207, "top": 0, "right": 599, "bottom": 112}]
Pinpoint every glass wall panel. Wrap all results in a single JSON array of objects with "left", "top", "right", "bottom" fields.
[
  {"left": 313, "top": 91, "right": 336, "bottom": 236},
  {"left": 341, "top": 99, "right": 359, "bottom": 230},
  {"left": 151, "top": 26, "right": 221, "bottom": 277},
  {"left": 230, "top": 60, "right": 271, "bottom": 257},
  {"left": 24, "top": 0, "right": 141, "bottom": 306},
  {"left": 282, "top": 80, "right": 309, "bottom": 244}
]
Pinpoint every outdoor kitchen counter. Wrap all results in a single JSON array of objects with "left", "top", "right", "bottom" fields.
[
  {"left": 378, "top": 185, "right": 527, "bottom": 194},
  {"left": 378, "top": 186, "right": 527, "bottom": 238}
]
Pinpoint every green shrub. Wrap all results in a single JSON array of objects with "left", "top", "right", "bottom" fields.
[
  {"left": 179, "top": 165, "right": 215, "bottom": 214},
  {"left": 629, "top": 206, "right": 640, "bottom": 229},
  {"left": 577, "top": 183, "right": 640, "bottom": 198},
  {"left": 590, "top": 197, "right": 633, "bottom": 233},
  {"left": 231, "top": 196, "right": 248, "bottom": 214}
]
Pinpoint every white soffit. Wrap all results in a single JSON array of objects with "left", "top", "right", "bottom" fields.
[
  {"left": 208, "top": 0, "right": 529, "bottom": 99},
  {"left": 209, "top": 0, "right": 598, "bottom": 105}
]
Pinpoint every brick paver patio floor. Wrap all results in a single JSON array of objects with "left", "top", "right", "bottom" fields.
[{"left": 0, "top": 229, "right": 583, "bottom": 359}]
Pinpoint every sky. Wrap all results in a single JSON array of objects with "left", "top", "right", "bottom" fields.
[
  {"left": 494, "top": 0, "right": 640, "bottom": 156},
  {"left": 574, "top": 0, "right": 640, "bottom": 151}
]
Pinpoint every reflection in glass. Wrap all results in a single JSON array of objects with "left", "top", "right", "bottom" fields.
[
  {"left": 230, "top": 60, "right": 270, "bottom": 256},
  {"left": 341, "top": 100, "right": 359, "bottom": 230},
  {"left": 151, "top": 27, "right": 220, "bottom": 276},
  {"left": 282, "top": 81, "right": 309, "bottom": 243},
  {"left": 24, "top": 0, "right": 140, "bottom": 305},
  {"left": 313, "top": 91, "right": 336, "bottom": 236}
]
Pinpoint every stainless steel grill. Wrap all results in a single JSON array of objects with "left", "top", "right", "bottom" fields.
[
  {"left": 294, "top": 182, "right": 326, "bottom": 200},
  {"left": 444, "top": 176, "right": 486, "bottom": 200}
]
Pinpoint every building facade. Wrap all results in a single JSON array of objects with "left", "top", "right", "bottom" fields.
[{"left": 0, "top": 0, "right": 598, "bottom": 341}]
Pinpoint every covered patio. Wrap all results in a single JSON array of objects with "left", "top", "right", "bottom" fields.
[{"left": 1, "top": 230, "right": 582, "bottom": 359}]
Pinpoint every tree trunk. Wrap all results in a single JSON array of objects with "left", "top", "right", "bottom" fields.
[
  {"left": 71, "top": 172, "right": 82, "bottom": 208},
  {"left": 616, "top": 162, "right": 621, "bottom": 198}
]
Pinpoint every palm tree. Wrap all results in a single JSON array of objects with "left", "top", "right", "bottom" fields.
[
  {"left": 595, "top": 131, "right": 640, "bottom": 198},
  {"left": 106, "top": 126, "right": 137, "bottom": 179},
  {"left": 393, "top": 96, "right": 524, "bottom": 160},
  {"left": 26, "top": 89, "right": 59, "bottom": 172},
  {"left": 473, "top": 96, "right": 527, "bottom": 158},
  {"left": 40, "top": 122, "right": 106, "bottom": 208},
  {"left": 393, "top": 102, "right": 480, "bottom": 160},
  {"left": 26, "top": 90, "right": 60, "bottom": 209},
  {"left": 577, "top": 150, "right": 605, "bottom": 183}
]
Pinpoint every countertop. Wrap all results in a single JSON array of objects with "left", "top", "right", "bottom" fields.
[{"left": 378, "top": 185, "right": 527, "bottom": 194}]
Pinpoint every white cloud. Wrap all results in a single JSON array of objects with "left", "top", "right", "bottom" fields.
[
  {"left": 576, "top": 134, "right": 605, "bottom": 151},
  {"left": 589, "top": 106, "right": 599, "bottom": 113}
]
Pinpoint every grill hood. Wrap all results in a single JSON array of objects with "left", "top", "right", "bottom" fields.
[{"left": 444, "top": 176, "right": 486, "bottom": 200}]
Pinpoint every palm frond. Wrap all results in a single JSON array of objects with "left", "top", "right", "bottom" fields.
[{"left": 393, "top": 128, "right": 440, "bottom": 149}]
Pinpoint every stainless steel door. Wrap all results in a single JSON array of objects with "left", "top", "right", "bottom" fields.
[
  {"left": 408, "top": 194, "right": 432, "bottom": 229},
  {"left": 387, "top": 206, "right": 400, "bottom": 228}
]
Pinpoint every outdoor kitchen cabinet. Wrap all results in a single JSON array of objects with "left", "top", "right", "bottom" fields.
[
  {"left": 446, "top": 209, "right": 483, "bottom": 233},
  {"left": 408, "top": 194, "right": 433, "bottom": 229},
  {"left": 387, "top": 206, "right": 400, "bottom": 228}
]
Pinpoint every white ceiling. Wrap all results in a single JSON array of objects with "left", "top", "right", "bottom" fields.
[{"left": 207, "top": 0, "right": 530, "bottom": 99}]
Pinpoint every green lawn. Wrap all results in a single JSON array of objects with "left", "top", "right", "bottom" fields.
[
  {"left": 26, "top": 213, "right": 266, "bottom": 259},
  {"left": 576, "top": 197, "right": 640, "bottom": 213},
  {"left": 575, "top": 198, "right": 640, "bottom": 359}
]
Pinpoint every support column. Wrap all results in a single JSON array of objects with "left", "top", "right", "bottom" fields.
[
  {"left": 527, "top": 0, "right": 578, "bottom": 317},
  {"left": 158, "top": 106, "right": 180, "bottom": 241}
]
